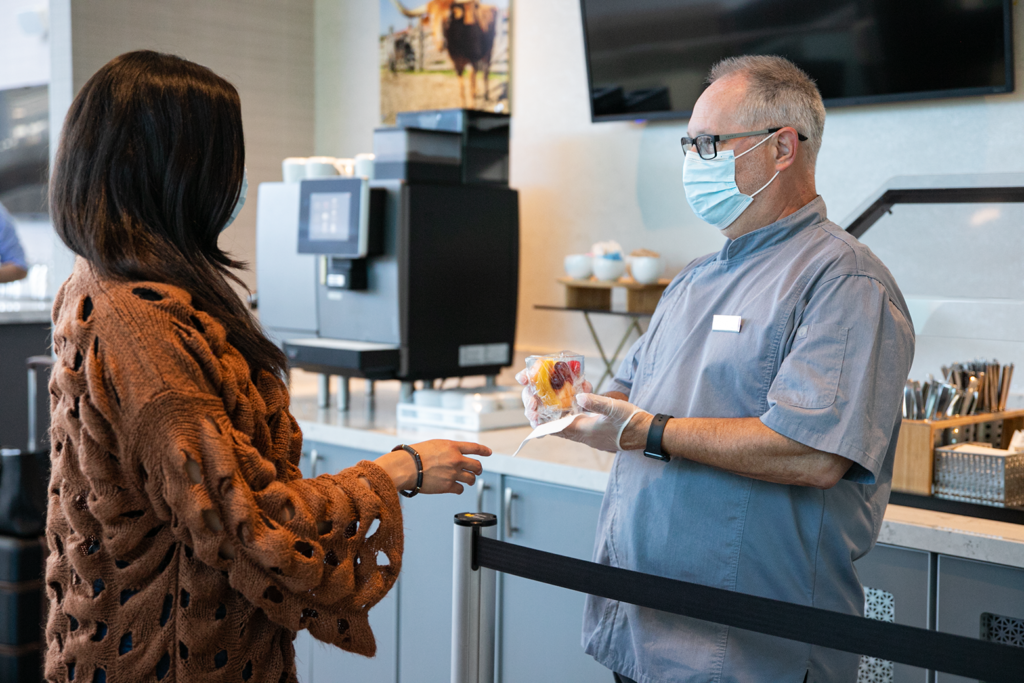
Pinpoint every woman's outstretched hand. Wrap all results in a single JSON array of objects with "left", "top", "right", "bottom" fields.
[{"left": 374, "top": 440, "right": 491, "bottom": 494}]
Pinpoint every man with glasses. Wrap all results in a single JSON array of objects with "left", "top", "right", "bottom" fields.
[{"left": 550, "top": 55, "right": 915, "bottom": 682}]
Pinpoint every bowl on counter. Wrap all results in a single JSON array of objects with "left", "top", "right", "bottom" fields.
[
  {"left": 564, "top": 254, "right": 592, "bottom": 280},
  {"left": 631, "top": 256, "right": 663, "bottom": 284},
  {"left": 592, "top": 256, "right": 626, "bottom": 281}
]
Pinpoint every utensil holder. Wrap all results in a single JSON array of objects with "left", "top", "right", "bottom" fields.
[
  {"left": 893, "top": 409, "right": 1024, "bottom": 496},
  {"left": 932, "top": 442, "right": 1024, "bottom": 507}
]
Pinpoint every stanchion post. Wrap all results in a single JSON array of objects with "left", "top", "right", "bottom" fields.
[
  {"left": 452, "top": 512, "right": 497, "bottom": 683},
  {"left": 478, "top": 521, "right": 497, "bottom": 683}
]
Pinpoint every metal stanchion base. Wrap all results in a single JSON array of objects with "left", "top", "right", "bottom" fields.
[
  {"left": 337, "top": 376, "right": 350, "bottom": 412},
  {"left": 452, "top": 513, "right": 497, "bottom": 683},
  {"left": 317, "top": 374, "right": 331, "bottom": 409}
]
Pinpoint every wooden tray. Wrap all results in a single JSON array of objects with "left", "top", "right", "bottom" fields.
[
  {"left": 559, "top": 277, "right": 671, "bottom": 314},
  {"left": 893, "top": 409, "right": 1024, "bottom": 495}
]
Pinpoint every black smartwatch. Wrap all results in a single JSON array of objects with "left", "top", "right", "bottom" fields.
[{"left": 643, "top": 414, "right": 673, "bottom": 462}]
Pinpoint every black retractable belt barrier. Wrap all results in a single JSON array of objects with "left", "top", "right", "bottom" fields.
[{"left": 474, "top": 535, "right": 1024, "bottom": 683}]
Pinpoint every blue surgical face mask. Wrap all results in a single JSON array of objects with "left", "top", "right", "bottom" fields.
[
  {"left": 682, "top": 132, "right": 780, "bottom": 230},
  {"left": 222, "top": 169, "right": 248, "bottom": 233}
]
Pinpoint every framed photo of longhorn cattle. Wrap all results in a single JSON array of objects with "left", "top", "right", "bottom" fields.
[{"left": 380, "top": 0, "right": 511, "bottom": 123}]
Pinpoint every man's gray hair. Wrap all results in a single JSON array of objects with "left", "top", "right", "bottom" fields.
[{"left": 708, "top": 55, "right": 826, "bottom": 169}]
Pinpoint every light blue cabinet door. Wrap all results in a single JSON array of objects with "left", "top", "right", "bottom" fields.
[
  {"left": 295, "top": 443, "right": 399, "bottom": 683},
  {"left": 399, "top": 475, "right": 499, "bottom": 683},
  {"left": 853, "top": 543, "right": 932, "bottom": 682},
  {"left": 935, "top": 555, "right": 1024, "bottom": 683},
  {"left": 498, "top": 477, "right": 609, "bottom": 683}
]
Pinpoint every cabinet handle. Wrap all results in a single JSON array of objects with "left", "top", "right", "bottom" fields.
[
  {"left": 476, "top": 479, "right": 492, "bottom": 513},
  {"left": 504, "top": 487, "right": 519, "bottom": 538},
  {"left": 309, "top": 449, "right": 320, "bottom": 477}
]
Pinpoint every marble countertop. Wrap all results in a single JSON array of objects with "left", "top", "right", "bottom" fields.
[
  {"left": 0, "top": 299, "right": 52, "bottom": 324},
  {"left": 291, "top": 371, "right": 1024, "bottom": 570}
]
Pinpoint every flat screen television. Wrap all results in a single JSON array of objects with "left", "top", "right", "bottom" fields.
[{"left": 580, "top": 0, "right": 1014, "bottom": 122}]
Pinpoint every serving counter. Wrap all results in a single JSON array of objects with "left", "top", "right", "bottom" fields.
[{"left": 288, "top": 373, "right": 1024, "bottom": 683}]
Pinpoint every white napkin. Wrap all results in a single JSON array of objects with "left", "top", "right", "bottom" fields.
[
  {"left": 950, "top": 443, "right": 1012, "bottom": 456},
  {"left": 1009, "top": 429, "right": 1024, "bottom": 453},
  {"left": 512, "top": 413, "right": 589, "bottom": 457}
]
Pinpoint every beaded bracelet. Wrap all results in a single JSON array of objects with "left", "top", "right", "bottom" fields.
[{"left": 392, "top": 444, "right": 423, "bottom": 498}]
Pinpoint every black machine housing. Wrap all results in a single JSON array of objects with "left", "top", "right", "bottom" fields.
[{"left": 282, "top": 110, "right": 518, "bottom": 382}]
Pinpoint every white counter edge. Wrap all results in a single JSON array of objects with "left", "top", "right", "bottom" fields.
[{"left": 299, "top": 419, "right": 1024, "bottom": 570}]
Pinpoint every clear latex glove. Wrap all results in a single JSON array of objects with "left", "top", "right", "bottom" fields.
[
  {"left": 556, "top": 393, "right": 651, "bottom": 453},
  {"left": 515, "top": 369, "right": 593, "bottom": 428}
]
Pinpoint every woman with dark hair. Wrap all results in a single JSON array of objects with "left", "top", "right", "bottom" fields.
[{"left": 45, "top": 50, "right": 489, "bottom": 683}]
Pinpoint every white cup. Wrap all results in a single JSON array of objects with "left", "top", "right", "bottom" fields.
[
  {"left": 464, "top": 393, "right": 499, "bottom": 413},
  {"left": 282, "top": 157, "right": 307, "bottom": 182},
  {"left": 495, "top": 390, "right": 522, "bottom": 410},
  {"left": 334, "top": 158, "right": 356, "bottom": 177},
  {"left": 564, "top": 254, "right": 592, "bottom": 280},
  {"left": 441, "top": 390, "right": 468, "bottom": 410},
  {"left": 413, "top": 389, "right": 443, "bottom": 407},
  {"left": 305, "top": 156, "right": 340, "bottom": 178},
  {"left": 592, "top": 256, "right": 626, "bottom": 281},
  {"left": 631, "top": 256, "right": 663, "bottom": 284},
  {"left": 355, "top": 153, "right": 376, "bottom": 180}
]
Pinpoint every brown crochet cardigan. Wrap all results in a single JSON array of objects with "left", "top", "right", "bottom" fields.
[{"left": 44, "top": 260, "right": 403, "bottom": 683}]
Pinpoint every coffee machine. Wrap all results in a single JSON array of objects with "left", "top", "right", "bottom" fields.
[{"left": 255, "top": 110, "right": 518, "bottom": 409}]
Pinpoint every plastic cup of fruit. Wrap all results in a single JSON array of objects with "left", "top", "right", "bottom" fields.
[{"left": 525, "top": 354, "right": 586, "bottom": 419}]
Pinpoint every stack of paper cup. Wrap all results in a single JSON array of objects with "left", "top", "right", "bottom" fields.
[{"left": 334, "top": 158, "right": 355, "bottom": 177}]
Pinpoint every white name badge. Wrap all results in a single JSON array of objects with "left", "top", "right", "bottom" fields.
[{"left": 712, "top": 315, "right": 742, "bottom": 333}]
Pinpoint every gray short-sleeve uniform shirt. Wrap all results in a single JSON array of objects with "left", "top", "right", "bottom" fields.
[{"left": 582, "top": 197, "right": 915, "bottom": 683}]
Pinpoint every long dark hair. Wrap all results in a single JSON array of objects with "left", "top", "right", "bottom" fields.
[{"left": 50, "top": 50, "right": 287, "bottom": 379}]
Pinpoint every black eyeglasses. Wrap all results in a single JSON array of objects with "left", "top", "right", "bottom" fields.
[{"left": 680, "top": 127, "right": 809, "bottom": 160}]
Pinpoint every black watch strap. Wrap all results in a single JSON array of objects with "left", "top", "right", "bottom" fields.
[
  {"left": 393, "top": 444, "right": 424, "bottom": 497},
  {"left": 643, "top": 414, "right": 672, "bottom": 462}
]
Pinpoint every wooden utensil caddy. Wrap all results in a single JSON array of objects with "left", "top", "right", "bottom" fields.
[
  {"left": 559, "top": 277, "right": 670, "bottom": 314},
  {"left": 893, "top": 409, "right": 1024, "bottom": 495}
]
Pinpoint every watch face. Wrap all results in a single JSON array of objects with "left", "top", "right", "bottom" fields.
[{"left": 643, "top": 450, "right": 671, "bottom": 462}]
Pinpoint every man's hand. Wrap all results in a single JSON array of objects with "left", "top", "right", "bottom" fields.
[
  {"left": 515, "top": 369, "right": 592, "bottom": 427},
  {"left": 554, "top": 393, "right": 651, "bottom": 452}
]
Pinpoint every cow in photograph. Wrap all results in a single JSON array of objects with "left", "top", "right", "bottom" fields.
[{"left": 390, "top": 0, "right": 498, "bottom": 107}]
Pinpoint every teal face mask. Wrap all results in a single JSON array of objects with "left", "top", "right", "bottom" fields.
[
  {"left": 682, "top": 132, "right": 779, "bottom": 230},
  {"left": 222, "top": 169, "right": 248, "bottom": 233}
]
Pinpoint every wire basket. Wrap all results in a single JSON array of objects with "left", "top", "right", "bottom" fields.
[{"left": 932, "top": 443, "right": 1024, "bottom": 508}]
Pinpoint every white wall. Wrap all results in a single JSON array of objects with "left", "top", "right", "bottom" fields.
[
  {"left": 313, "top": 0, "right": 380, "bottom": 158},
  {"left": 301, "top": 0, "right": 1024, "bottom": 398},
  {"left": 509, "top": 0, "right": 1024, "bottom": 366},
  {"left": 47, "top": 0, "right": 317, "bottom": 291}
]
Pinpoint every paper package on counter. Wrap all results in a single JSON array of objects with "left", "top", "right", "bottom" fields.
[{"left": 949, "top": 443, "right": 1012, "bottom": 456}]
